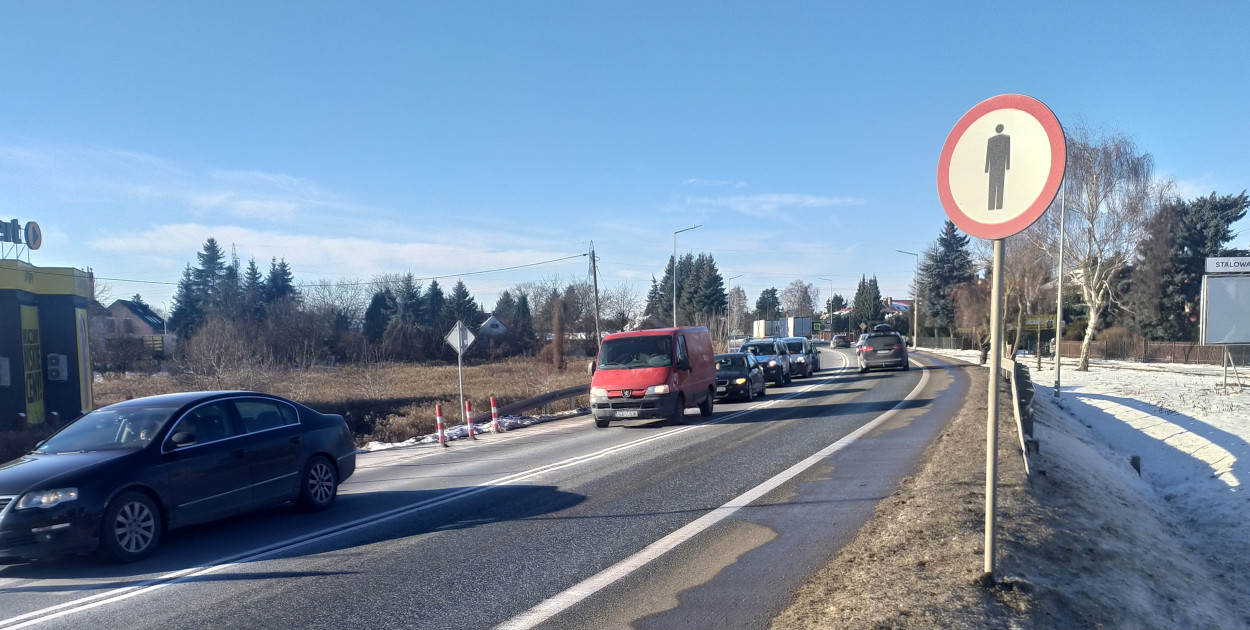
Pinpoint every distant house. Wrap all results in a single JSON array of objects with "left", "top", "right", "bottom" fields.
[
  {"left": 99, "top": 299, "right": 173, "bottom": 357},
  {"left": 479, "top": 314, "right": 508, "bottom": 337},
  {"left": 105, "top": 299, "right": 165, "bottom": 336}
]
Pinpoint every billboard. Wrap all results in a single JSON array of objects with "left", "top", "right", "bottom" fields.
[{"left": 1201, "top": 275, "right": 1250, "bottom": 345}]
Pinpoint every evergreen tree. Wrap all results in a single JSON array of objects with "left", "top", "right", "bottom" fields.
[
  {"left": 443, "top": 280, "right": 480, "bottom": 327},
  {"left": 363, "top": 288, "right": 397, "bottom": 344},
  {"left": 755, "top": 288, "right": 781, "bottom": 321},
  {"left": 168, "top": 264, "right": 203, "bottom": 337},
  {"left": 242, "top": 258, "right": 266, "bottom": 320},
  {"left": 691, "top": 254, "right": 727, "bottom": 321},
  {"left": 644, "top": 275, "right": 663, "bottom": 318},
  {"left": 850, "top": 275, "right": 883, "bottom": 331},
  {"left": 1129, "top": 191, "right": 1249, "bottom": 340},
  {"left": 192, "top": 238, "right": 226, "bottom": 304},
  {"left": 264, "top": 257, "right": 299, "bottom": 304},
  {"left": 492, "top": 290, "right": 517, "bottom": 327},
  {"left": 920, "top": 221, "right": 975, "bottom": 336},
  {"left": 511, "top": 293, "right": 536, "bottom": 355}
]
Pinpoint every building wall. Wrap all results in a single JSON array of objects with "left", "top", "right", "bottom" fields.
[{"left": 0, "top": 260, "right": 93, "bottom": 429}]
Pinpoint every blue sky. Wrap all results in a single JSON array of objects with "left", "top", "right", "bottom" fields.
[{"left": 2, "top": 2, "right": 1247, "bottom": 315}]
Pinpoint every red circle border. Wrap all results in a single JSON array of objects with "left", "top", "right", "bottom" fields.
[{"left": 936, "top": 94, "right": 1065, "bottom": 240}]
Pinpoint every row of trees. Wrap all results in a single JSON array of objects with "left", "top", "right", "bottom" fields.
[
  {"left": 909, "top": 123, "right": 1248, "bottom": 369},
  {"left": 148, "top": 240, "right": 850, "bottom": 375}
]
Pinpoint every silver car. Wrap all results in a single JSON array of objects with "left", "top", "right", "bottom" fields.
[{"left": 740, "top": 338, "right": 792, "bottom": 386}]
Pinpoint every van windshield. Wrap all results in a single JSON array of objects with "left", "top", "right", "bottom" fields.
[{"left": 597, "top": 336, "right": 673, "bottom": 369}]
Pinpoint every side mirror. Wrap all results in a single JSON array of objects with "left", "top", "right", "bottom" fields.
[
  {"left": 170, "top": 432, "right": 196, "bottom": 447},
  {"left": 678, "top": 357, "right": 692, "bottom": 371},
  {"left": 587, "top": 360, "right": 596, "bottom": 376}
]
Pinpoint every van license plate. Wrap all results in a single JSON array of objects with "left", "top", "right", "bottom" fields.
[{"left": 616, "top": 410, "right": 639, "bottom": 418}]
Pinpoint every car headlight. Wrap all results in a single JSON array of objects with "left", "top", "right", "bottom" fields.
[
  {"left": 768, "top": 360, "right": 777, "bottom": 367},
  {"left": 645, "top": 384, "right": 670, "bottom": 395},
  {"left": 733, "top": 377, "right": 747, "bottom": 385},
  {"left": 794, "top": 356, "right": 806, "bottom": 363},
  {"left": 16, "top": 488, "right": 79, "bottom": 510},
  {"left": 590, "top": 387, "right": 608, "bottom": 397}
]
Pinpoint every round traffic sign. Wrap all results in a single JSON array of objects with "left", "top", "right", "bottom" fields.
[{"left": 937, "top": 94, "right": 1065, "bottom": 240}]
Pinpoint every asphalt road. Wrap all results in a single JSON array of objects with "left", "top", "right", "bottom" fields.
[{"left": 0, "top": 348, "right": 970, "bottom": 630}]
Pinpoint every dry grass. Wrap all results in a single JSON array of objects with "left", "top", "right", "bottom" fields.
[{"left": 87, "top": 357, "right": 591, "bottom": 446}]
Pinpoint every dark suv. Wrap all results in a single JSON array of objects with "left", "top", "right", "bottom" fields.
[
  {"left": 740, "top": 338, "right": 792, "bottom": 386},
  {"left": 781, "top": 336, "right": 819, "bottom": 377},
  {"left": 856, "top": 330, "right": 909, "bottom": 372}
]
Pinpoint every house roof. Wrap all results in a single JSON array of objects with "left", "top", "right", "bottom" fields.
[{"left": 111, "top": 299, "right": 165, "bottom": 330}]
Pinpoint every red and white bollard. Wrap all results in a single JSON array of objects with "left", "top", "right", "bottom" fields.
[
  {"left": 435, "top": 404, "right": 448, "bottom": 447},
  {"left": 465, "top": 400, "right": 477, "bottom": 439},
  {"left": 491, "top": 397, "right": 504, "bottom": 433}
]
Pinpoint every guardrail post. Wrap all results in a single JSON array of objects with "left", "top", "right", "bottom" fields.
[
  {"left": 466, "top": 401, "right": 477, "bottom": 440},
  {"left": 491, "top": 397, "right": 504, "bottom": 433},
  {"left": 436, "top": 404, "right": 449, "bottom": 447}
]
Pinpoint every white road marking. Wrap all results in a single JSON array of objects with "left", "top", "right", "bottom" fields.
[{"left": 494, "top": 359, "right": 928, "bottom": 630}]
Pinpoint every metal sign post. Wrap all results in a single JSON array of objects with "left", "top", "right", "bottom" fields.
[
  {"left": 937, "top": 94, "right": 1065, "bottom": 581},
  {"left": 445, "top": 321, "right": 476, "bottom": 423}
]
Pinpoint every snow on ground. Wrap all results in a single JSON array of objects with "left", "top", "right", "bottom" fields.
[
  {"left": 925, "top": 347, "right": 1250, "bottom": 617},
  {"left": 360, "top": 408, "right": 590, "bottom": 452}
]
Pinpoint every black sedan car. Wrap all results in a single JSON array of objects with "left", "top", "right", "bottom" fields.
[
  {"left": 714, "top": 353, "right": 767, "bottom": 402},
  {"left": 0, "top": 391, "right": 357, "bottom": 563}
]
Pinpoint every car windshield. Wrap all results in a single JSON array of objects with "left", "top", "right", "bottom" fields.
[
  {"left": 715, "top": 355, "right": 747, "bottom": 370},
  {"left": 741, "top": 343, "right": 773, "bottom": 356},
  {"left": 786, "top": 341, "right": 804, "bottom": 353},
  {"left": 34, "top": 405, "right": 180, "bottom": 454},
  {"left": 597, "top": 336, "right": 673, "bottom": 369}
]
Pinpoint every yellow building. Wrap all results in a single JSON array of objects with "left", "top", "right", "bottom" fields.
[{"left": 0, "top": 259, "right": 94, "bottom": 429}]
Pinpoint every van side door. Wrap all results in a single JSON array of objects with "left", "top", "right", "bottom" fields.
[{"left": 675, "top": 334, "right": 692, "bottom": 400}]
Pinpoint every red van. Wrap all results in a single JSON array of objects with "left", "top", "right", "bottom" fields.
[{"left": 589, "top": 327, "right": 716, "bottom": 428}]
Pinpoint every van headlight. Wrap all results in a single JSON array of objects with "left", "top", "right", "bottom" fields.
[
  {"left": 16, "top": 488, "right": 79, "bottom": 510},
  {"left": 645, "top": 385, "right": 670, "bottom": 395},
  {"left": 590, "top": 387, "right": 608, "bottom": 397}
]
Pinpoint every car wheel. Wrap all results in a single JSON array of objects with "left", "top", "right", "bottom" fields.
[
  {"left": 98, "top": 491, "right": 161, "bottom": 563},
  {"left": 902, "top": 360, "right": 910, "bottom": 371},
  {"left": 756, "top": 380, "right": 766, "bottom": 398},
  {"left": 595, "top": 417, "right": 610, "bottom": 428},
  {"left": 298, "top": 455, "right": 339, "bottom": 511},
  {"left": 743, "top": 383, "right": 754, "bottom": 402},
  {"left": 699, "top": 390, "right": 714, "bottom": 417},
  {"left": 784, "top": 370, "right": 792, "bottom": 384},
  {"left": 667, "top": 395, "right": 686, "bottom": 425},
  {"left": 774, "top": 372, "right": 785, "bottom": 387}
]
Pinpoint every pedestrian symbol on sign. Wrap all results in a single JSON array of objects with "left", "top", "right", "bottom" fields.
[{"left": 985, "top": 124, "right": 1010, "bottom": 210}]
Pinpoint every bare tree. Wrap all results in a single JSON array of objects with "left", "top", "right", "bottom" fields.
[
  {"left": 727, "top": 285, "right": 748, "bottom": 336},
  {"left": 780, "top": 280, "right": 818, "bottom": 317},
  {"left": 1035, "top": 124, "right": 1166, "bottom": 370}
]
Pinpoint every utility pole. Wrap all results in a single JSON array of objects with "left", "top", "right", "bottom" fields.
[{"left": 590, "top": 241, "right": 602, "bottom": 352}]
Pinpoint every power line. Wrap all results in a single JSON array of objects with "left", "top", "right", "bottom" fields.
[{"left": 3, "top": 253, "right": 588, "bottom": 290}]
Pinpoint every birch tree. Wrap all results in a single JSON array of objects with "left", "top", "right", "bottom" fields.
[{"left": 1036, "top": 124, "right": 1166, "bottom": 370}]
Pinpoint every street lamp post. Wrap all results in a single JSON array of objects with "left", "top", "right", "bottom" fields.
[
  {"left": 896, "top": 250, "right": 920, "bottom": 348},
  {"left": 673, "top": 224, "right": 701, "bottom": 327}
]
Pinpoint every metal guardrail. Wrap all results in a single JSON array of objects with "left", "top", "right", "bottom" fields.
[
  {"left": 493, "top": 384, "right": 590, "bottom": 417},
  {"left": 1001, "top": 358, "right": 1037, "bottom": 476}
]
